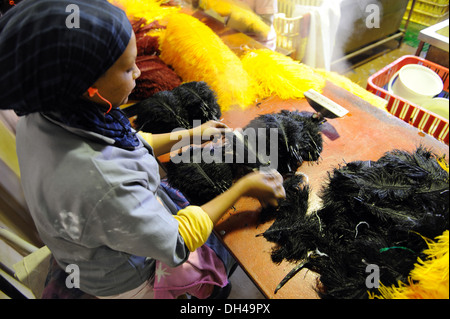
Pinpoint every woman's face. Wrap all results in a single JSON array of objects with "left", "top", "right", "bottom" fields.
[{"left": 85, "top": 32, "right": 141, "bottom": 108}]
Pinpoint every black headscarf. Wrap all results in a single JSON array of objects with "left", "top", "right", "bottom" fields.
[{"left": 0, "top": 0, "right": 139, "bottom": 149}]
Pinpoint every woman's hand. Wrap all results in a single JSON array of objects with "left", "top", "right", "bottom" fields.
[
  {"left": 237, "top": 169, "right": 286, "bottom": 207},
  {"left": 150, "top": 120, "right": 229, "bottom": 157},
  {"left": 201, "top": 168, "right": 285, "bottom": 224},
  {"left": 190, "top": 120, "right": 230, "bottom": 143}
]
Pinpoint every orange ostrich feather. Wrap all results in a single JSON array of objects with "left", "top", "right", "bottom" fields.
[{"left": 159, "top": 13, "right": 256, "bottom": 111}]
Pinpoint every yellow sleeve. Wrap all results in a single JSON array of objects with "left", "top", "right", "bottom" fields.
[
  {"left": 173, "top": 206, "right": 214, "bottom": 252},
  {"left": 139, "top": 132, "right": 153, "bottom": 147}
]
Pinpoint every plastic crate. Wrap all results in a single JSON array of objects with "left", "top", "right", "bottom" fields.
[
  {"left": 410, "top": 0, "right": 449, "bottom": 15},
  {"left": 429, "top": 0, "right": 450, "bottom": 4},
  {"left": 274, "top": 14, "right": 306, "bottom": 61},
  {"left": 367, "top": 55, "right": 449, "bottom": 145},
  {"left": 278, "top": 0, "right": 324, "bottom": 18},
  {"left": 406, "top": 10, "right": 449, "bottom": 26},
  {"left": 403, "top": 0, "right": 449, "bottom": 26},
  {"left": 275, "top": 0, "right": 323, "bottom": 61}
]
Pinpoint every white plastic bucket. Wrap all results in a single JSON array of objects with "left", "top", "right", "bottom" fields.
[{"left": 388, "top": 64, "right": 443, "bottom": 106}]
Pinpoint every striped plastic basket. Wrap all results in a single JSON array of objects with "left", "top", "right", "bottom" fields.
[
  {"left": 277, "top": 0, "right": 324, "bottom": 18},
  {"left": 367, "top": 55, "right": 449, "bottom": 145}
]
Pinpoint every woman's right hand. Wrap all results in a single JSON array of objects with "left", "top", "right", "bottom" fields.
[
  {"left": 237, "top": 169, "right": 286, "bottom": 207},
  {"left": 201, "top": 168, "right": 285, "bottom": 224}
]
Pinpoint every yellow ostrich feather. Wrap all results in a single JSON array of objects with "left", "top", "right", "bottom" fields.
[
  {"left": 314, "top": 69, "right": 388, "bottom": 111},
  {"left": 370, "top": 230, "right": 449, "bottom": 299},
  {"left": 108, "top": 0, "right": 179, "bottom": 25},
  {"left": 159, "top": 13, "right": 256, "bottom": 111},
  {"left": 240, "top": 49, "right": 326, "bottom": 100},
  {"left": 200, "top": 0, "right": 270, "bottom": 37},
  {"left": 437, "top": 156, "right": 449, "bottom": 173},
  {"left": 200, "top": 0, "right": 251, "bottom": 16}
]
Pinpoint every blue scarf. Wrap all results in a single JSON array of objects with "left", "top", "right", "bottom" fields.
[
  {"left": 0, "top": 0, "right": 139, "bottom": 149},
  {"left": 47, "top": 99, "right": 140, "bottom": 150}
]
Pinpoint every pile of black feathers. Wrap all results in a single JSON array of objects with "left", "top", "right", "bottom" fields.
[
  {"left": 260, "top": 146, "right": 449, "bottom": 299},
  {"left": 165, "top": 108, "right": 324, "bottom": 205},
  {"left": 124, "top": 81, "right": 324, "bottom": 205},
  {"left": 164, "top": 110, "right": 324, "bottom": 205},
  {"left": 123, "top": 81, "right": 222, "bottom": 132},
  {"left": 164, "top": 144, "right": 235, "bottom": 206},
  {"left": 244, "top": 110, "right": 323, "bottom": 174}
]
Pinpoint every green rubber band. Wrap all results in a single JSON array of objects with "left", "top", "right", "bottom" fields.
[{"left": 379, "top": 246, "right": 415, "bottom": 254}]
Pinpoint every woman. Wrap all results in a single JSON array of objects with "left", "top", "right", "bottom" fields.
[{"left": 0, "top": 0, "right": 285, "bottom": 298}]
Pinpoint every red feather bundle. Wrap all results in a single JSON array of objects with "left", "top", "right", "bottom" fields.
[
  {"left": 132, "top": 18, "right": 163, "bottom": 55},
  {"left": 129, "top": 55, "right": 182, "bottom": 100},
  {"left": 128, "top": 17, "right": 182, "bottom": 100}
]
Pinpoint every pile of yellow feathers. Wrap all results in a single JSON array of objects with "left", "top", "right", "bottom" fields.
[{"left": 109, "top": 0, "right": 386, "bottom": 112}]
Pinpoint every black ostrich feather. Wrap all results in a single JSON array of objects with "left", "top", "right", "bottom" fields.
[
  {"left": 123, "top": 81, "right": 222, "bottom": 133},
  {"left": 279, "top": 110, "right": 323, "bottom": 162},
  {"left": 124, "top": 90, "right": 188, "bottom": 133},
  {"left": 165, "top": 145, "right": 234, "bottom": 206},
  {"left": 172, "top": 81, "right": 222, "bottom": 123},
  {"left": 244, "top": 110, "right": 323, "bottom": 174}
]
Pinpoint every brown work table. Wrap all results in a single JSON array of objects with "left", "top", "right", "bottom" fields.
[{"left": 214, "top": 83, "right": 449, "bottom": 299}]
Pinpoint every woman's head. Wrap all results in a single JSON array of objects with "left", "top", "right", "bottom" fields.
[
  {"left": 84, "top": 32, "right": 141, "bottom": 109},
  {"left": 0, "top": 0, "right": 134, "bottom": 115}
]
